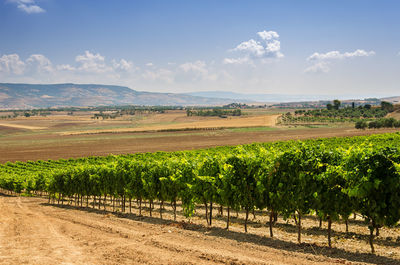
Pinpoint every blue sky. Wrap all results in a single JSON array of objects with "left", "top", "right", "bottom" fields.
[{"left": 0, "top": 0, "right": 399, "bottom": 97}]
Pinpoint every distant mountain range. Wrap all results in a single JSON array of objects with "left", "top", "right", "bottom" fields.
[
  {"left": 0, "top": 83, "right": 398, "bottom": 110},
  {"left": 0, "top": 83, "right": 239, "bottom": 109},
  {"left": 185, "top": 91, "right": 330, "bottom": 103},
  {"left": 185, "top": 91, "right": 400, "bottom": 103}
]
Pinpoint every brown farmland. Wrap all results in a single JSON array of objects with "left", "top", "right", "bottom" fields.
[
  {"left": 0, "top": 109, "right": 399, "bottom": 163},
  {"left": 0, "top": 126, "right": 399, "bottom": 163}
]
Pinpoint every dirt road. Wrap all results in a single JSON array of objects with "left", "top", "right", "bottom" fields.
[{"left": 1, "top": 195, "right": 399, "bottom": 265}]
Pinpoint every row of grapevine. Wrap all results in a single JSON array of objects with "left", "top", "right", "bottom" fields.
[{"left": 1, "top": 133, "right": 400, "bottom": 253}]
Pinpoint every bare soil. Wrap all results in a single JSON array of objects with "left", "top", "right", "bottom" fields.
[
  {"left": 1, "top": 195, "right": 399, "bottom": 265},
  {"left": 1, "top": 127, "right": 399, "bottom": 163}
]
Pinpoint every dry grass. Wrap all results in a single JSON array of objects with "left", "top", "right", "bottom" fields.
[
  {"left": 387, "top": 110, "right": 400, "bottom": 120},
  {"left": 0, "top": 122, "right": 46, "bottom": 130},
  {"left": 61, "top": 114, "right": 279, "bottom": 135},
  {"left": 0, "top": 110, "right": 279, "bottom": 135}
]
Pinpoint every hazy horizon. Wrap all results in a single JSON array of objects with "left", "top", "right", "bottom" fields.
[{"left": 1, "top": 0, "right": 399, "bottom": 98}]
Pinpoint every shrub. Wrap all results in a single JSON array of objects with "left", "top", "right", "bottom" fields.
[{"left": 355, "top": 120, "right": 368, "bottom": 130}]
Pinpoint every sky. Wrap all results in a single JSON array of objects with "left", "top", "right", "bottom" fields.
[{"left": 0, "top": 0, "right": 399, "bottom": 98}]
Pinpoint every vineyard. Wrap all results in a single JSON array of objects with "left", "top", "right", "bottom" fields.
[
  {"left": 278, "top": 101, "right": 396, "bottom": 125},
  {"left": 1, "top": 133, "right": 400, "bottom": 255}
]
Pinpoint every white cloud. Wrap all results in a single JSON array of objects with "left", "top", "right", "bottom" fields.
[
  {"left": 142, "top": 68, "right": 174, "bottom": 83},
  {"left": 179, "top": 60, "right": 207, "bottom": 74},
  {"left": 305, "top": 49, "right": 375, "bottom": 74},
  {"left": 232, "top": 39, "right": 266, "bottom": 57},
  {"left": 304, "top": 62, "right": 330, "bottom": 74},
  {"left": 52, "top": 51, "right": 136, "bottom": 74},
  {"left": 146, "top": 62, "right": 154, "bottom": 67},
  {"left": 178, "top": 60, "right": 217, "bottom": 81},
  {"left": 112, "top": 59, "right": 134, "bottom": 72},
  {"left": 257, "top": 30, "right": 279, "bottom": 41},
  {"left": 18, "top": 3, "right": 45, "bottom": 13},
  {"left": 26, "top": 54, "right": 53, "bottom": 73},
  {"left": 307, "top": 49, "right": 375, "bottom": 61},
  {"left": 0, "top": 53, "right": 55, "bottom": 77},
  {"left": 0, "top": 54, "right": 25, "bottom": 75},
  {"left": 0, "top": 51, "right": 136, "bottom": 82},
  {"left": 224, "top": 30, "right": 283, "bottom": 65},
  {"left": 74, "top": 51, "right": 112, "bottom": 73},
  {"left": 56, "top": 64, "right": 76, "bottom": 71},
  {"left": 223, "top": 57, "right": 250, "bottom": 65},
  {"left": 9, "top": 0, "right": 45, "bottom": 14}
]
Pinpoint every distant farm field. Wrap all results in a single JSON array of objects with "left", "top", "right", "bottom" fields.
[
  {"left": 0, "top": 108, "right": 399, "bottom": 163},
  {"left": 0, "top": 109, "right": 395, "bottom": 163}
]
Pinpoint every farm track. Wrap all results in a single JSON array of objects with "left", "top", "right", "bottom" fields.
[
  {"left": 1, "top": 195, "right": 400, "bottom": 264},
  {"left": 0, "top": 195, "right": 332, "bottom": 265}
]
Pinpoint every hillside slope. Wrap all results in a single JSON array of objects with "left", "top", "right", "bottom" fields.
[{"left": 0, "top": 83, "right": 237, "bottom": 109}]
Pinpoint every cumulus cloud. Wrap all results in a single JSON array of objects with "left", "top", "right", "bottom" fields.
[
  {"left": 224, "top": 30, "right": 283, "bottom": 65},
  {"left": 0, "top": 54, "right": 26, "bottom": 75},
  {"left": 0, "top": 52, "right": 224, "bottom": 91},
  {"left": 257, "top": 31, "right": 279, "bottom": 41},
  {"left": 0, "top": 53, "right": 55, "bottom": 78},
  {"left": 26, "top": 54, "right": 53, "bottom": 73},
  {"left": 112, "top": 59, "right": 134, "bottom": 72},
  {"left": 74, "top": 51, "right": 112, "bottom": 73},
  {"left": 9, "top": 0, "right": 45, "bottom": 14},
  {"left": 305, "top": 49, "right": 375, "bottom": 73},
  {"left": 0, "top": 51, "right": 135, "bottom": 81},
  {"left": 54, "top": 51, "right": 135, "bottom": 74}
]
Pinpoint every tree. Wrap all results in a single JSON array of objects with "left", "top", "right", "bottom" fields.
[
  {"left": 355, "top": 120, "right": 367, "bottom": 130},
  {"left": 333, "top": 100, "right": 341, "bottom": 110},
  {"left": 364, "top": 104, "right": 372, "bottom": 110},
  {"left": 381, "top": 101, "right": 394, "bottom": 112}
]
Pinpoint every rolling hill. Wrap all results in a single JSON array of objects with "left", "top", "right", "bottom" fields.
[{"left": 0, "top": 83, "right": 239, "bottom": 109}]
